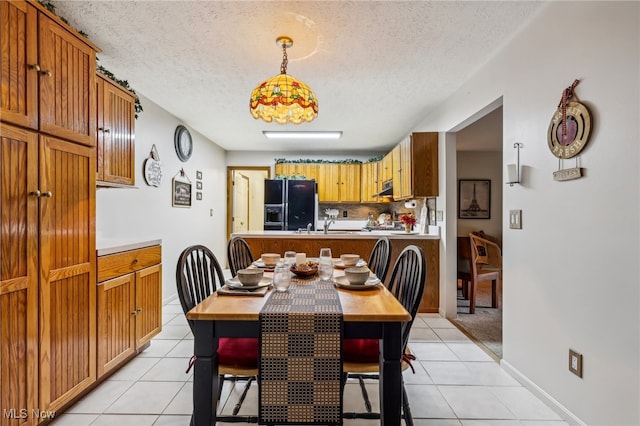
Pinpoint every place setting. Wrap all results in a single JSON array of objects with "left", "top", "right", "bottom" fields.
[
  {"left": 219, "top": 268, "right": 273, "bottom": 296},
  {"left": 333, "top": 253, "right": 367, "bottom": 269}
]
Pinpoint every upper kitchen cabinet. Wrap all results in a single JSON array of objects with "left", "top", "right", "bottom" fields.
[
  {"left": 318, "top": 163, "right": 361, "bottom": 202},
  {"left": 96, "top": 73, "right": 135, "bottom": 186},
  {"left": 379, "top": 152, "right": 393, "bottom": 184},
  {"left": 274, "top": 162, "right": 318, "bottom": 181},
  {"left": 0, "top": 0, "right": 99, "bottom": 146},
  {"left": 361, "top": 161, "right": 379, "bottom": 202},
  {"left": 392, "top": 132, "right": 439, "bottom": 199}
]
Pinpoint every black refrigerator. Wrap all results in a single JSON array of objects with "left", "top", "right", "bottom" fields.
[{"left": 264, "top": 179, "right": 316, "bottom": 231}]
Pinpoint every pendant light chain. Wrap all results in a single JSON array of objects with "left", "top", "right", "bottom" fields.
[{"left": 280, "top": 43, "right": 288, "bottom": 75}]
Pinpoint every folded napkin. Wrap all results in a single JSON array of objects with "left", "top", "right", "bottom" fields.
[{"left": 217, "top": 285, "right": 270, "bottom": 297}]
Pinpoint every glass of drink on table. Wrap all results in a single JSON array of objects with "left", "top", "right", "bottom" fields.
[{"left": 318, "top": 248, "right": 333, "bottom": 281}]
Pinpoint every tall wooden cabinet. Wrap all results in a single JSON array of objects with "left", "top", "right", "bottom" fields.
[
  {"left": 96, "top": 73, "right": 135, "bottom": 186},
  {"left": 0, "top": 123, "right": 39, "bottom": 426},
  {"left": 1, "top": 0, "right": 99, "bottom": 421}
]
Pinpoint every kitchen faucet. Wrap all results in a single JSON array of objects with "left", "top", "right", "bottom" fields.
[{"left": 323, "top": 209, "right": 338, "bottom": 234}]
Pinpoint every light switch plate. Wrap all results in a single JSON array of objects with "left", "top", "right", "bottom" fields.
[{"left": 509, "top": 209, "right": 522, "bottom": 229}]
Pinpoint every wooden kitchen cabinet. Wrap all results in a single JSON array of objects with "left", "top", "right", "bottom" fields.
[
  {"left": 318, "top": 163, "right": 361, "bottom": 202},
  {"left": 0, "top": 0, "right": 99, "bottom": 146},
  {"left": 1, "top": 2, "right": 100, "bottom": 420},
  {"left": 361, "top": 161, "right": 379, "bottom": 202},
  {"left": 392, "top": 132, "right": 439, "bottom": 200},
  {"left": 96, "top": 73, "right": 136, "bottom": 186},
  {"left": 96, "top": 245, "right": 162, "bottom": 378},
  {"left": 38, "top": 134, "right": 96, "bottom": 414},
  {"left": 0, "top": 123, "right": 39, "bottom": 426},
  {"left": 379, "top": 152, "right": 393, "bottom": 184},
  {"left": 274, "top": 163, "right": 318, "bottom": 181}
]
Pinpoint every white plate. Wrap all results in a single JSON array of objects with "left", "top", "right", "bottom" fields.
[
  {"left": 333, "top": 276, "right": 381, "bottom": 290},
  {"left": 225, "top": 277, "right": 273, "bottom": 290},
  {"left": 333, "top": 259, "right": 367, "bottom": 269},
  {"left": 252, "top": 259, "right": 279, "bottom": 269}
]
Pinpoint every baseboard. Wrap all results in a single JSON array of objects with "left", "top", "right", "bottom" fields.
[
  {"left": 501, "top": 359, "right": 586, "bottom": 426},
  {"left": 163, "top": 293, "right": 178, "bottom": 305}
]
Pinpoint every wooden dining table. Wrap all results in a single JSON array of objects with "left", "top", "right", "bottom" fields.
[{"left": 186, "top": 266, "right": 411, "bottom": 426}]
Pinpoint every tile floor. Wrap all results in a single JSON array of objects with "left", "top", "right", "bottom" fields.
[{"left": 52, "top": 298, "right": 569, "bottom": 426}]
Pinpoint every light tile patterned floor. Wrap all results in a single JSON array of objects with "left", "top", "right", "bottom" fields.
[{"left": 51, "top": 299, "right": 569, "bottom": 426}]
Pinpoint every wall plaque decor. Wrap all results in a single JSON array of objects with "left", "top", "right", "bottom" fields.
[
  {"left": 548, "top": 79, "right": 592, "bottom": 181},
  {"left": 143, "top": 144, "right": 163, "bottom": 187},
  {"left": 172, "top": 168, "right": 192, "bottom": 207}
]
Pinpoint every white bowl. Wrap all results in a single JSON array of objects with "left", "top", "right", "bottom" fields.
[
  {"left": 344, "top": 267, "right": 370, "bottom": 285},
  {"left": 340, "top": 254, "right": 360, "bottom": 267},
  {"left": 236, "top": 268, "right": 264, "bottom": 286},
  {"left": 260, "top": 253, "right": 280, "bottom": 267}
]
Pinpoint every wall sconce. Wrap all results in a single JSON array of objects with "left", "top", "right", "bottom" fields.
[{"left": 506, "top": 142, "right": 523, "bottom": 186}]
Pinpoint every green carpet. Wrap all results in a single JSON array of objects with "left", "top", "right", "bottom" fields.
[{"left": 453, "top": 280, "right": 503, "bottom": 359}]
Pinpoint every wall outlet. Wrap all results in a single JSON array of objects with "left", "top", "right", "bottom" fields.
[
  {"left": 569, "top": 349, "right": 583, "bottom": 378},
  {"left": 342, "top": 210, "right": 348, "bottom": 217}
]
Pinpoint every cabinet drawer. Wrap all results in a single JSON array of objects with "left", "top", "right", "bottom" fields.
[{"left": 97, "top": 245, "right": 161, "bottom": 282}]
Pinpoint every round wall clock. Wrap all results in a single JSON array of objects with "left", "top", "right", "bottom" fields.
[
  {"left": 174, "top": 125, "right": 193, "bottom": 162},
  {"left": 547, "top": 101, "right": 592, "bottom": 159}
]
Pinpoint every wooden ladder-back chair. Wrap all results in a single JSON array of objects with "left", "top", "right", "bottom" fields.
[
  {"left": 457, "top": 233, "right": 502, "bottom": 314},
  {"left": 227, "top": 236, "right": 255, "bottom": 277},
  {"left": 367, "top": 236, "right": 391, "bottom": 283},
  {"left": 342, "top": 245, "right": 426, "bottom": 426},
  {"left": 176, "top": 245, "right": 259, "bottom": 423}
]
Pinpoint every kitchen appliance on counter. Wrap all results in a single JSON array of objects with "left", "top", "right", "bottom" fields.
[{"left": 264, "top": 179, "right": 317, "bottom": 231}]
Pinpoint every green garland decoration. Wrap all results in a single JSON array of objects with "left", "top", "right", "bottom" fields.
[
  {"left": 37, "top": 1, "right": 142, "bottom": 119},
  {"left": 97, "top": 64, "right": 144, "bottom": 119},
  {"left": 274, "top": 158, "right": 363, "bottom": 164}
]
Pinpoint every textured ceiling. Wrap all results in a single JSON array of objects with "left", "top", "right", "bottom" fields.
[{"left": 50, "top": 1, "right": 544, "bottom": 153}]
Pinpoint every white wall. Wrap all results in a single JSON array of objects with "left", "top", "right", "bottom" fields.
[
  {"left": 96, "top": 94, "right": 228, "bottom": 304},
  {"left": 416, "top": 2, "right": 639, "bottom": 424}
]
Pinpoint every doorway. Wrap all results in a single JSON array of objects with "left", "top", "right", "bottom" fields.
[
  {"left": 226, "top": 167, "right": 270, "bottom": 241},
  {"left": 452, "top": 106, "right": 504, "bottom": 359}
]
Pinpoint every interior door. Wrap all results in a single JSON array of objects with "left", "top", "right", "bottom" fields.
[{"left": 232, "top": 172, "right": 250, "bottom": 233}]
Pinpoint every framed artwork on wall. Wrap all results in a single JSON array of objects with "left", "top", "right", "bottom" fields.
[
  {"left": 458, "top": 179, "right": 491, "bottom": 219},
  {"left": 172, "top": 170, "right": 192, "bottom": 208}
]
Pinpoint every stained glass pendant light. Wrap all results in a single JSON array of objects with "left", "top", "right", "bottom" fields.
[{"left": 250, "top": 36, "right": 318, "bottom": 124}]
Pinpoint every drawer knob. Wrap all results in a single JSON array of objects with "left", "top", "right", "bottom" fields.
[
  {"left": 131, "top": 310, "right": 137, "bottom": 316},
  {"left": 133, "top": 258, "right": 139, "bottom": 264}
]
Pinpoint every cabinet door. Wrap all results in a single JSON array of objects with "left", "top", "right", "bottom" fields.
[
  {"left": 97, "top": 274, "right": 136, "bottom": 379},
  {"left": 0, "top": 1, "right": 38, "bottom": 130},
  {"left": 135, "top": 264, "right": 162, "bottom": 348},
  {"left": 318, "top": 164, "right": 340, "bottom": 202},
  {"left": 38, "top": 13, "right": 96, "bottom": 146},
  {"left": 0, "top": 123, "right": 38, "bottom": 426},
  {"left": 361, "top": 161, "right": 378, "bottom": 202},
  {"left": 400, "top": 137, "right": 413, "bottom": 198},
  {"left": 339, "top": 164, "right": 361, "bottom": 202},
  {"left": 96, "top": 74, "right": 135, "bottom": 185},
  {"left": 391, "top": 144, "right": 402, "bottom": 199},
  {"left": 39, "top": 135, "right": 96, "bottom": 412},
  {"left": 411, "top": 132, "right": 439, "bottom": 197},
  {"left": 380, "top": 153, "right": 393, "bottom": 183}
]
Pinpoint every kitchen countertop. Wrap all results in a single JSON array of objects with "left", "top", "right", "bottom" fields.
[
  {"left": 233, "top": 228, "right": 439, "bottom": 240},
  {"left": 96, "top": 238, "right": 162, "bottom": 256}
]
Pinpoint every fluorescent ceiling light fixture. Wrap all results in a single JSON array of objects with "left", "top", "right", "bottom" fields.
[{"left": 263, "top": 131, "right": 343, "bottom": 140}]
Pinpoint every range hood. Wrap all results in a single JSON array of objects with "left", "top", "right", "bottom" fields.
[{"left": 374, "top": 180, "right": 394, "bottom": 198}]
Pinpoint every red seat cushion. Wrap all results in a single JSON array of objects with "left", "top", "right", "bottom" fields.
[
  {"left": 343, "top": 338, "right": 379, "bottom": 363},
  {"left": 218, "top": 338, "right": 259, "bottom": 368}
]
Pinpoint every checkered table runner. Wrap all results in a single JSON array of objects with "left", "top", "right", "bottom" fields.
[{"left": 259, "top": 279, "right": 343, "bottom": 425}]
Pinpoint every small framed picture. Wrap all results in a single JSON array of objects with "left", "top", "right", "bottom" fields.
[
  {"left": 196, "top": 191, "right": 202, "bottom": 200},
  {"left": 172, "top": 178, "right": 192, "bottom": 208},
  {"left": 458, "top": 179, "right": 491, "bottom": 219},
  {"left": 196, "top": 170, "right": 203, "bottom": 180},
  {"left": 196, "top": 181, "right": 202, "bottom": 190}
]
